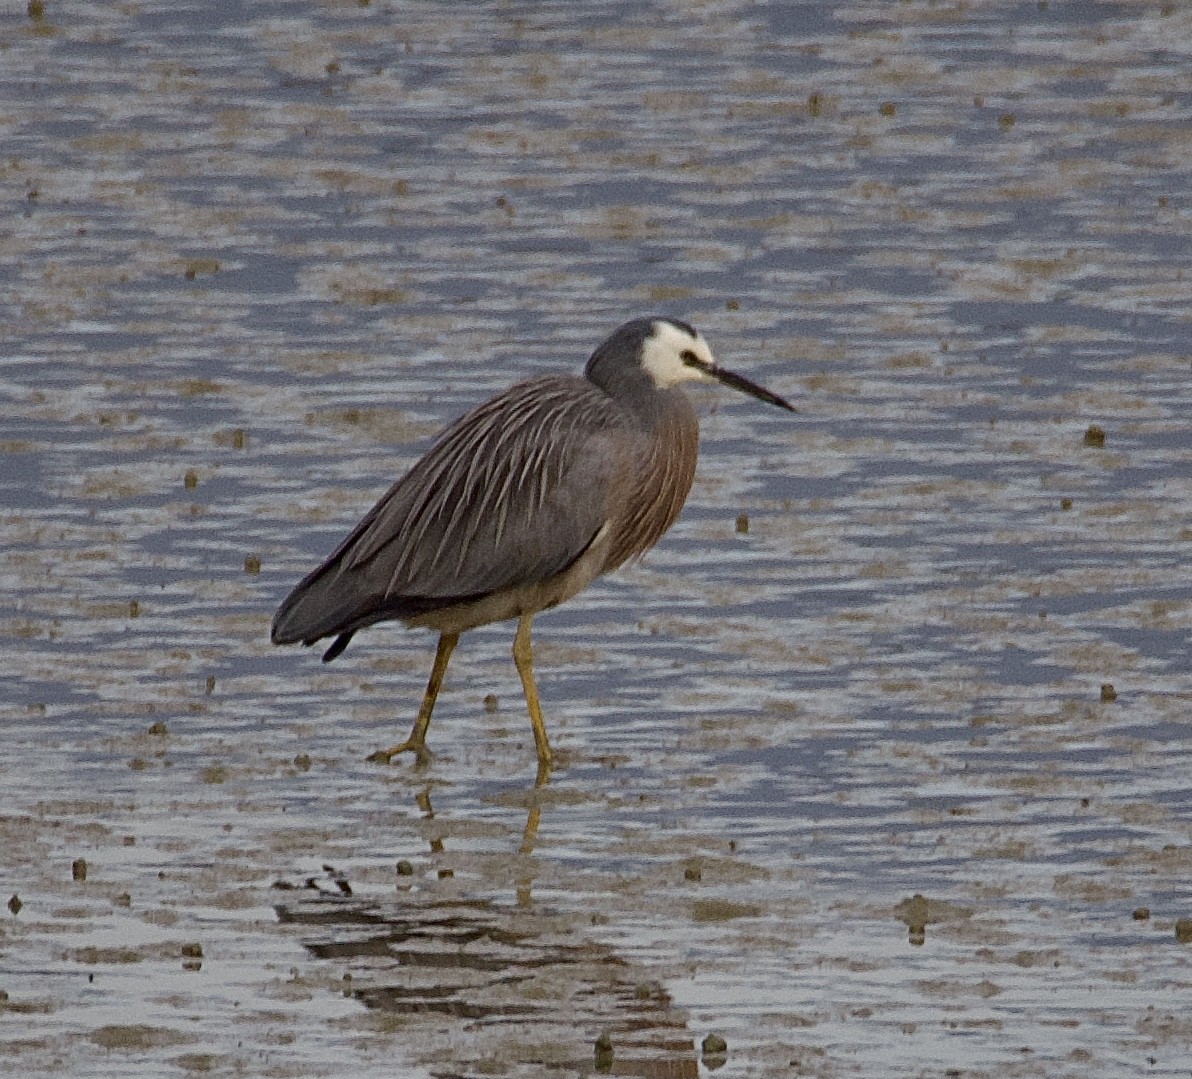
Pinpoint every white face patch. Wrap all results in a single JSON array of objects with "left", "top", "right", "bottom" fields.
[{"left": 640, "top": 320, "right": 717, "bottom": 388}]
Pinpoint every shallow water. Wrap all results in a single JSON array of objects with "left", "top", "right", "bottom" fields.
[{"left": 3, "top": 1, "right": 1192, "bottom": 1076}]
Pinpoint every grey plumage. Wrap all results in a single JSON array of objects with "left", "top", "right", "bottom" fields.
[{"left": 272, "top": 316, "right": 794, "bottom": 773}]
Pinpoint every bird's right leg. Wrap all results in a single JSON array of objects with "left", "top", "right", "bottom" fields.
[
  {"left": 367, "top": 632, "right": 459, "bottom": 766},
  {"left": 512, "top": 613, "right": 554, "bottom": 779}
]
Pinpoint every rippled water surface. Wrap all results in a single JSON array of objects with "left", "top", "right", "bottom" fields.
[{"left": 3, "top": 2, "right": 1192, "bottom": 1076}]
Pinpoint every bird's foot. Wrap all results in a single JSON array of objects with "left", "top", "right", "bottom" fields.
[{"left": 366, "top": 740, "right": 431, "bottom": 767}]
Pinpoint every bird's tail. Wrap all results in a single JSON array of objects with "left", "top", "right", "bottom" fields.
[
  {"left": 271, "top": 562, "right": 452, "bottom": 657},
  {"left": 270, "top": 563, "right": 378, "bottom": 647}
]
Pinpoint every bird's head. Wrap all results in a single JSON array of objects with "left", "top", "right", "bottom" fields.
[{"left": 586, "top": 317, "right": 795, "bottom": 412}]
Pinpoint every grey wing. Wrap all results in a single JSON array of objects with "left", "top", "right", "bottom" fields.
[
  {"left": 272, "top": 375, "right": 629, "bottom": 647},
  {"left": 350, "top": 375, "right": 628, "bottom": 597}
]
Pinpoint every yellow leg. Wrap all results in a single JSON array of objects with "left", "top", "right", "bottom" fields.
[
  {"left": 367, "top": 632, "right": 459, "bottom": 766},
  {"left": 513, "top": 612, "right": 553, "bottom": 776}
]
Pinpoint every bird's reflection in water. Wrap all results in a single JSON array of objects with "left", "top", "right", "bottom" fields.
[
  {"left": 273, "top": 774, "right": 700, "bottom": 1078},
  {"left": 415, "top": 769, "right": 543, "bottom": 906}
]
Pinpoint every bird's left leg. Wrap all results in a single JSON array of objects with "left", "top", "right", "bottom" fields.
[
  {"left": 512, "top": 612, "right": 553, "bottom": 778},
  {"left": 367, "top": 632, "right": 459, "bottom": 766}
]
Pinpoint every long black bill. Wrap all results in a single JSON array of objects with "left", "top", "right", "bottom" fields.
[{"left": 708, "top": 364, "right": 796, "bottom": 412}]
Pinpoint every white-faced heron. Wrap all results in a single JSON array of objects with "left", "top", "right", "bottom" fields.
[{"left": 271, "top": 317, "right": 794, "bottom": 776}]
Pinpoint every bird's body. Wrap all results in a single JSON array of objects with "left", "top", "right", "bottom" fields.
[
  {"left": 273, "top": 371, "right": 696, "bottom": 648},
  {"left": 272, "top": 318, "right": 793, "bottom": 776}
]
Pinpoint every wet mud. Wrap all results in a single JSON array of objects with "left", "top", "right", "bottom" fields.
[{"left": 3, "top": 2, "right": 1192, "bottom": 1076}]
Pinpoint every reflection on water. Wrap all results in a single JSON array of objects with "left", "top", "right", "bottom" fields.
[
  {"left": 271, "top": 782, "right": 699, "bottom": 1077},
  {"left": 278, "top": 891, "right": 698, "bottom": 1078},
  {"left": 4, "top": 0, "right": 1192, "bottom": 1076}
]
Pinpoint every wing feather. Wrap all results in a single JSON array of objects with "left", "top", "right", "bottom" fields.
[{"left": 358, "top": 376, "right": 628, "bottom": 593}]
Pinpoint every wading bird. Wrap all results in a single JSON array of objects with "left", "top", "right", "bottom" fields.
[{"left": 271, "top": 317, "right": 794, "bottom": 777}]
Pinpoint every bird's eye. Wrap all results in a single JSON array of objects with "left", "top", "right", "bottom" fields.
[{"left": 680, "top": 349, "right": 701, "bottom": 366}]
